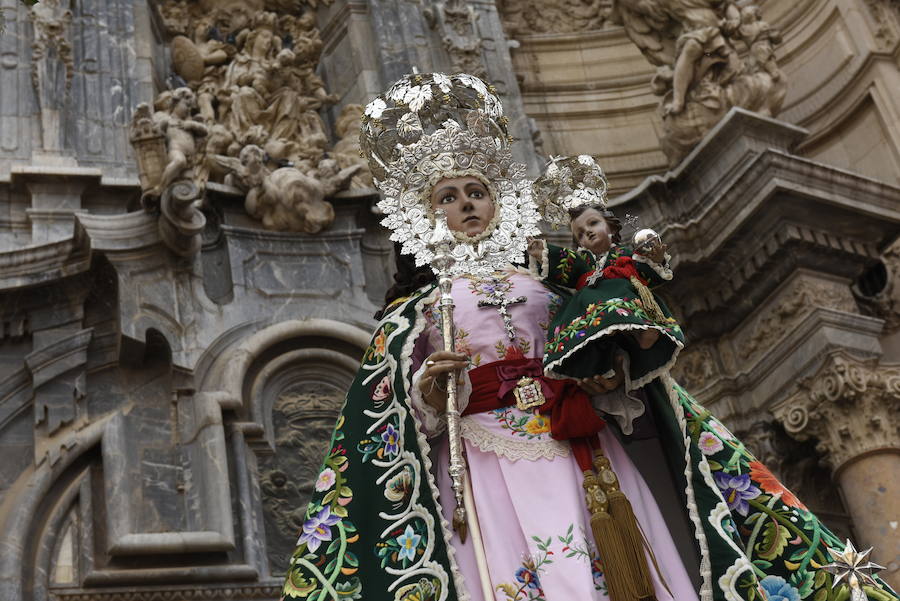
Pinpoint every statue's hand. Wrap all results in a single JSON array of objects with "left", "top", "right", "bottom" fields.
[{"left": 418, "top": 351, "right": 469, "bottom": 412}]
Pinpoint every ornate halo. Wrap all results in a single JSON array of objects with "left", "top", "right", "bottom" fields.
[
  {"left": 360, "top": 73, "right": 540, "bottom": 275},
  {"left": 532, "top": 155, "right": 609, "bottom": 229}
]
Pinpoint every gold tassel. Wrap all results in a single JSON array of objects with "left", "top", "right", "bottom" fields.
[
  {"left": 583, "top": 471, "right": 639, "bottom": 601},
  {"left": 629, "top": 276, "right": 666, "bottom": 323},
  {"left": 594, "top": 450, "right": 658, "bottom": 600}
]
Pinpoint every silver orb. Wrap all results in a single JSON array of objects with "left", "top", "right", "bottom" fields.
[{"left": 632, "top": 228, "right": 661, "bottom": 252}]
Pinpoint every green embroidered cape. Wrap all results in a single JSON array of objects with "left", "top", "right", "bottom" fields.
[{"left": 281, "top": 285, "right": 897, "bottom": 601}]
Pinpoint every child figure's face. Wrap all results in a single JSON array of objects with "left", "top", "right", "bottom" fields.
[{"left": 571, "top": 207, "right": 614, "bottom": 254}]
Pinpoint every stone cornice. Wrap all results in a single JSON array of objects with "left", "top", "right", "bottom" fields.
[
  {"left": 0, "top": 229, "right": 91, "bottom": 291},
  {"left": 51, "top": 582, "right": 281, "bottom": 601},
  {"left": 75, "top": 210, "right": 161, "bottom": 252}
]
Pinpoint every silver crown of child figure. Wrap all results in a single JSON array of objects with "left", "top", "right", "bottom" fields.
[
  {"left": 531, "top": 154, "right": 609, "bottom": 229},
  {"left": 360, "top": 73, "right": 541, "bottom": 275}
]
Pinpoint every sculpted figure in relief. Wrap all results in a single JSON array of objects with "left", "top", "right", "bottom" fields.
[{"left": 611, "top": 0, "right": 786, "bottom": 165}]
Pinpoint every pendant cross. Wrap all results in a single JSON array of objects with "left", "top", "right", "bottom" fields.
[{"left": 477, "top": 281, "right": 527, "bottom": 342}]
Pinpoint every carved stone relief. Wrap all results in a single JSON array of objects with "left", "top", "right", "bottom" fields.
[
  {"left": 739, "top": 276, "right": 855, "bottom": 362},
  {"left": 853, "top": 237, "right": 900, "bottom": 332},
  {"left": 331, "top": 104, "right": 375, "bottom": 190},
  {"left": 863, "top": 0, "right": 900, "bottom": 49},
  {"left": 774, "top": 353, "right": 900, "bottom": 473},
  {"left": 259, "top": 385, "right": 345, "bottom": 575},
  {"left": 670, "top": 343, "right": 717, "bottom": 390},
  {"left": 613, "top": 1, "right": 787, "bottom": 165},
  {"left": 136, "top": 1, "right": 367, "bottom": 236},
  {"left": 428, "top": 0, "right": 488, "bottom": 79},
  {"left": 498, "top": 0, "right": 613, "bottom": 37},
  {"left": 29, "top": 0, "right": 74, "bottom": 153}
]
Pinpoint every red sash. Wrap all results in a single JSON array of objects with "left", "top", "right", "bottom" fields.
[{"left": 462, "top": 358, "right": 605, "bottom": 470}]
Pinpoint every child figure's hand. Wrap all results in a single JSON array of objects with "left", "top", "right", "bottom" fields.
[
  {"left": 526, "top": 237, "right": 545, "bottom": 260},
  {"left": 639, "top": 242, "right": 668, "bottom": 264}
]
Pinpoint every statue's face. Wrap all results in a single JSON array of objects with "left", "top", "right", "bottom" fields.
[
  {"left": 571, "top": 207, "right": 613, "bottom": 254},
  {"left": 429, "top": 176, "right": 495, "bottom": 237}
]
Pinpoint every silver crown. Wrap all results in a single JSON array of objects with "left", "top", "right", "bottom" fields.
[
  {"left": 532, "top": 155, "right": 609, "bottom": 229},
  {"left": 359, "top": 73, "right": 540, "bottom": 275}
]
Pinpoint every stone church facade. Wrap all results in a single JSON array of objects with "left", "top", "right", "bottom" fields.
[{"left": 0, "top": 0, "right": 898, "bottom": 600}]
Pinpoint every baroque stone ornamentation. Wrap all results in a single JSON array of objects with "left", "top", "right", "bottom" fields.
[
  {"left": 259, "top": 389, "right": 345, "bottom": 575},
  {"left": 498, "top": 0, "right": 613, "bottom": 37},
  {"left": 613, "top": 0, "right": 787, "bottom": 165},
  {"left": 773, "top": 354, "right": 900, "bottom": 473},
  {"left": 29, "top": 0, "right": 74, "bottom": 153},
  {"left": 670, "top": 343, "right": 716, "bottom": 391},
  {"left": 147, "top": 0, "right": 363, "bottom": 232},
  {"left": 129, "top": 88, "right": 208, "bottom": 257},
  {"left": 217, "top": 144, "right": 360, "bottom": 233},
  {"left": 739, "top": 277, "right": 854, "bottom": 361},
  {"left": 854, "top": 237, "right": 900, "bottom": 332},
  {"left": 428, "top": 0, "right": 488, "bottom": 78}
]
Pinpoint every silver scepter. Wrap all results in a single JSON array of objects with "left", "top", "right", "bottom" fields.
[{"left": 427, "top": 209, "right": 468, "bottom": 542}]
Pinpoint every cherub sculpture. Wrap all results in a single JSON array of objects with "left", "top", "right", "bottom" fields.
[
  {"left": 611, "top": 0, "right": 784, "bottom": 165},
  {"left": 217, "top": 145, "right": 362, "bottom": 233}
]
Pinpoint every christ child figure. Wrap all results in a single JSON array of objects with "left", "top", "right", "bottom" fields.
[{"left": 529, "top": 156, "right": 685, "bottom": 389}]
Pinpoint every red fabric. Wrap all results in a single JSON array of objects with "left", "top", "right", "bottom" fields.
[
  {"left": 463, "top": 358, "right": 606, "bottom": 470},
  {"left": 602, "top": 255, "right": 648, "bottom": 286}
]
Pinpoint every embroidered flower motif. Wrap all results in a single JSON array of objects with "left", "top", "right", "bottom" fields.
[
  {"left": 396, "top": 524, "right": 422, "bottom": 562},
  {"left": 514, "top": 565, "right": 540, "bottom": 590},
  {"left": 314, "top": 467, "right": 337, "bottom": 492},
  {"left": 749, "top": 461, "right": 808, "bottom": 510},
  {"left": 759, "top": 575, "right": 800, "bottom": 601},
  {"left": 384, "top": 466, "right": 414, "bottom": 503},
  {"left": 382, "top": 423, "right": 400, "bottom": 456},
  {"left": 698, "top": 432, "right": 724, "bottom": 455},
  {"left": 714, "top": 472, "right": 761, "bottom": 516},
  {"left": 373, "top": 330, "right": 387, "bottom": 358},
  {"left": 524, "top": 415, "right": 551, "bottom": 436},
  {"left": 372, "top": 375, "right": 392, "bottom": 402},
  {"left": 404, "top": 85, "right": 433, "bottom": 112},
  {"left": 709, "top": 419, "right": 734, "bottom": 440},
  {"left": 364, "top": 97, "right": 387, "bottom": 119},
  {"left": 298, "top": 506, "right": 341, "bottom": 552},
  {"left": 615, "top": 308, "right": 630, "bottom": 316}
]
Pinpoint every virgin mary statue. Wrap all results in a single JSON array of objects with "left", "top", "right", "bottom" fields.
[{"left": 280, "top": 73, "right": 897, "bottom": 601}]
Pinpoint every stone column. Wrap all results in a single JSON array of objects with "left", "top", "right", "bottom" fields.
[
  {"left": 11, "top": 166, "right": 101, "bottom": 244},
  {"left": 774, "top": 354, "right": 900, "bottom": 588}
]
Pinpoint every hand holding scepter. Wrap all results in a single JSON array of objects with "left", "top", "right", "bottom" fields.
[{"left": 427, "top": 209, "right": 468, "bottom": 542}]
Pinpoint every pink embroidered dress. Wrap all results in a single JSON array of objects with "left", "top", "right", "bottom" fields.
[{"left": 409, "top": 268, "right": 698, "bottom": 601}]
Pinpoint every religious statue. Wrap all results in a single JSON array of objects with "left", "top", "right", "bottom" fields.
[
  {"left": 279, "top": 72, "right": 898, "bottom": 601},
  {"left": 330, "top": 104, "right": 374, "bottom": 190},
  {"left": 612, "top": 0, "right": 786, "bottom": 165}
]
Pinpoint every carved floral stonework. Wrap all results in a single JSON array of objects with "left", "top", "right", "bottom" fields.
[
  {"left": 132, "top": 0, "right": 366, "bottom": 236},
  {"left": 429, "top": 0, "right": 488, "bottom": 78},
  {"left": 670, "top": 343, "right": 717, "bottom": 390},
  {"left": 613, "top": 0, "right": 787, "bottom": 165},
  {"left": 739, "top": 277, "right": 855, "bottom": 361},
  {"left": 498, "top": 0, "right": 613, "bottom": 37},
  {"left": 331, "top": 104, "right": 375, "bottom": 190},
  {"left": 259, "top": 388, "right": 344, "bottom": 575},
  {"left": 774, "top": 354, "right": 900, "bottom": 473},
  {"left": 863, "top": 0, "right": 900, "bottom": 49}
]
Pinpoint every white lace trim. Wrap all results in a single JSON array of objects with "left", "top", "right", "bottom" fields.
[
  {"left": 633, "top": 252, "right": 673, "bottom": 280},
  {"left": 661, "top": 373, "right": 713, "bottom": 601},
  {"left": 460, "top": 417, "right": 570, "bottom": 462}
]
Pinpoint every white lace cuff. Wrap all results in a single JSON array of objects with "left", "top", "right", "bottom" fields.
[
  {"left": 633, "top": 252, "right": 673, "bottom": 280},
  {"left": 527, "top": 239, "right": 549, "bottom": 279},
  {"left": 409, "top": 363, "right": 472, "bottom": 438}
]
